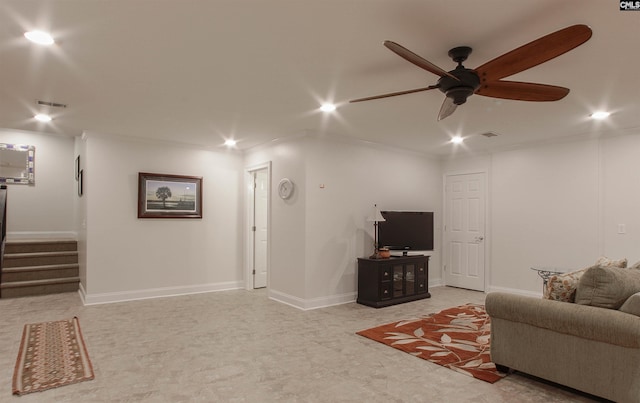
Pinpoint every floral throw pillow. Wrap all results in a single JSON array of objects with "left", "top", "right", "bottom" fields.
[
  {"left": 595, "top": 256, "right": 628, "bottom": 269},
  {"left": 545, "top": 269, "right": 588, "bottom": 302}
]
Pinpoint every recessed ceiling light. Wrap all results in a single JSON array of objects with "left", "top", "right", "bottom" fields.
[
  {"left": 24, "top": 30, "right": 54, "bottom": 45},
  {"left": 451, "top": 136, "right": 464, "bottom": 144},
  {"left": 590, "top": 111, "right": 610, "bottom": 120},
  {"left": 34, "top": 113, "right": 52, "bottom": 122},
  {"left": 224, "top": 139, "right": 237, "bottom": 147},
  {"left": 320, "top": 103, "right": 336, "bottom": 112}
]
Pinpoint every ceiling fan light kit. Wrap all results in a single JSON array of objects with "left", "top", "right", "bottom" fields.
[{"left": 350, "top": 24, "right": 593, "bottom": 121}]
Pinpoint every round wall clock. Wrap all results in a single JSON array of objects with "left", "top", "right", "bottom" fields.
[{"left": 278, "top": 178, "right": 294, "bottom": 199}]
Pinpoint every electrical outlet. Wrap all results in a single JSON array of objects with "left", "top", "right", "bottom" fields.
[{"left": 618, "top": 224, "right": 626, "bottom": 234}]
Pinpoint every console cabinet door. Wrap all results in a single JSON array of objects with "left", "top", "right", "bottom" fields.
[
  {"left": 380, "top": 265, "right": 392, "bottom": 300},
  {"left": 416, "top": 261, "right": 427, "bottom": 294},
  {"left": 392, "top": 265, "right": 404, "bottom": 298},
  {"left": 405, "top": 264, "right": 416, "bottom": 296}
]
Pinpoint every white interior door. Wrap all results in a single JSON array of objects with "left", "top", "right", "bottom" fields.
[
  {"left": 253, "top": 169, "right": 268, "bottom": 288},
  {"left": 444, "top": 172, "right": 486, "bottom": 291}
]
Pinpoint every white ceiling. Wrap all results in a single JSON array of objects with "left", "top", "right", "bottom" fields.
[{"left": 1, "top": 1, "right": 638, "bottom": 156}]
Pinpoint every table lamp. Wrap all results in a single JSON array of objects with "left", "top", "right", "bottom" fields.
[{"left": 367, "top": 204, "right": 386, "bottom": 259}]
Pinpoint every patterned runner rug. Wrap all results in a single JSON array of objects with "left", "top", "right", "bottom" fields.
[
  {"left": 13, "top": 316, "right": 95, "bottom": 395},
  {"left": 357, "top": 303, "right": 505, "bottom": 383}
]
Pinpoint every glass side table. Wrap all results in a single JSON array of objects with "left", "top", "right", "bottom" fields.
[{"left": 530, "top": 267, "right": 565, "bottom": 293}]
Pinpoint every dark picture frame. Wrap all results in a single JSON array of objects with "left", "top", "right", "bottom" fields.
[
  {"left": 138, "top": 172, "right": 202, "bottom": 219},
  {"left": 75, "top": 155, "right": 80, "bottom": 181},
  {"left": 77, "top": 169, "right": 83, "bottom": 196}
]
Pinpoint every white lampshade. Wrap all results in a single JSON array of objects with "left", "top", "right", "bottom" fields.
[{"left": 367, "top": 204, "right": 385, "bottom": 222}]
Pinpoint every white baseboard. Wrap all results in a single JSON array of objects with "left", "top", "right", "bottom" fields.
[
  {"left": 77, "top": 279, "right": 540, "bottom": 307},
  {"left": 7, "top": 231, "right": 77, "bottom": 240},
  {"left": 81, "top": 280, "right": 244, "bottom": 305},
  {"left": 429, "top": 277, "right": 444, "bottom": 287},
  {"left": 78, "top": 282, "right": 87, "bottom": 302},
  {"left": 268, "top": 289, "right": 356, "bottom": 311}
]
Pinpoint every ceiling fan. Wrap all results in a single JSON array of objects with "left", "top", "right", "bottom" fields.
[{"left": 350, "top": 24, "right": 592, "bottom": 121}]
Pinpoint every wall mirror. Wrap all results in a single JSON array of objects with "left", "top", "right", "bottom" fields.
[{"left": 0, "top": 143, "right": 35, "bottom": 184}]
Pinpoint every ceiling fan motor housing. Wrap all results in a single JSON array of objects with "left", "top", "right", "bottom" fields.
[{"left": 437, "top": 66, "right": 481, "bottom": 105}]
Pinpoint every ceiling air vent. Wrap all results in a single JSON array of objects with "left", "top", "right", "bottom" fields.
[
  {"left": 480, "top": 131, "right": 500, "bottom": 138},
  {"left": 36, "top": 100, "right": 67, "bottom": 108}
]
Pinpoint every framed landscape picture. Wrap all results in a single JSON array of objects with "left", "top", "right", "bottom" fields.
[{"left": 138, "top": 172, "right": 202, "bottom": 218}]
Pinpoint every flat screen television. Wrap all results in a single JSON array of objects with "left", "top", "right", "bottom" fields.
[{"left": 377, "top": 211, "right": 434, "bottom": 253}]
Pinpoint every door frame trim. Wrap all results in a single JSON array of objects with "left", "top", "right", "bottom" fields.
[
  {"left": 244, "top": 161, "right": 271, "bottom": 290},
  {"left": 442, "top": 170, "right": 490, "bottom": 291}
]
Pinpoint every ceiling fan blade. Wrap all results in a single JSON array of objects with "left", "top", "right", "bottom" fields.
[
  {"left": 474, "top": 24, "right": 592, "bottom": 82},
  {"left": 476, "top": 81, "right": 569, "bottom": 101},
  {"left": 349, "top": 85, "right": 439, "bottom": 103},
  {"left": 437, "top": 97, "right": 457, "bottom": 121},
  {"left": 384, "top": 41, "right": 459, "bottom": 81}
]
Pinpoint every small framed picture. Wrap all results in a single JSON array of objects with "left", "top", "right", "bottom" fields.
[{"left": 138, "top": 172, "right": 202, "bottom": 219}]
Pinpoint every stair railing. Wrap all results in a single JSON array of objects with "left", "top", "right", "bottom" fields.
[{"left": 0, "top": 185, "right": 6, "bottom": 296}]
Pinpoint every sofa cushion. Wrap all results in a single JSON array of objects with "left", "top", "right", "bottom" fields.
[
  {"left": 575, "top": 266, "right": 640, "bottom": 309},
  {"left": 620, "top": 292, "right": 640, "bottom": 317}
]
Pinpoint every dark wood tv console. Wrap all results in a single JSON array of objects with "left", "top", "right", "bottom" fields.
[{"left": 357, "top": 255, "right": 430, "bottom": 308}]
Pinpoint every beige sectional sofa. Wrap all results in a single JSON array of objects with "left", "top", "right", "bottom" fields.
[{"left": 486, "top": 259, "right": 640, "bottom": 403}]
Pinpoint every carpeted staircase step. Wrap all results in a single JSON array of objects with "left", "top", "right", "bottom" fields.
[
  {"left": 0, "top": 277, "right": 80, "bottom": 298},
  {"left": 4, "top": 239, "right": 77, "bottom": 254},
  {"left": 2, "top": 251, "right": 78, "bottom": 268},
  {"left": 1, "top": 264, "right": 79, "bottom": 282},
  {"left": 1, "top": 239, "right": 80, "bottom": 299}
]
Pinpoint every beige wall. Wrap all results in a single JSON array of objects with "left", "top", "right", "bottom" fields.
[
  {"left": 0, "top": 129, "right": 75, "bottom": 236},
  {"left": 490, "top": 140, "right": 600, "bottom": 292},
  {"left": 444, "top": 132, "right": 640, "bottom": 295},
  {"left": 81, "top": 134, "right": 245, "bottom": 302},
  {"left": 244, "top": 139, "right": 308, "bottom": 303},
  {"left": 246, "top": 134, "right": 442, "bottom": 308},
  {"left": 5, "top": 125, "right": 640, "bottom": 305},
  {"left": 601, "top": 133, "right": 640, "bottom": 264}
]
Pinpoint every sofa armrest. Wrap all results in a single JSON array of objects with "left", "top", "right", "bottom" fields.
[{"left": 486, "top": 292, "right": 640, "bottom": 348}]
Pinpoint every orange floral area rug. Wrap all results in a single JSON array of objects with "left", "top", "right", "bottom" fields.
[
  {"left": 13, "top": 317, "right": 95, "bottom": 395},
  {"left": 357, "top": 303, "right": 506, "bottom": 383}
]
